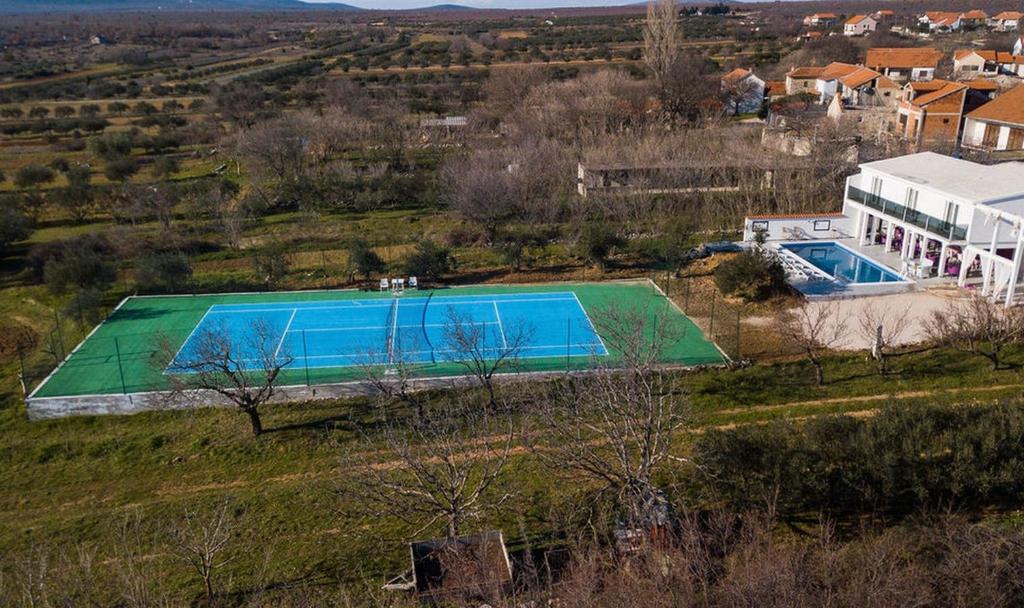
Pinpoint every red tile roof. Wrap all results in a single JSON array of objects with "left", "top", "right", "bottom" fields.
[
  {"left": 818, "top": 62, "right": 861, "bottom": 80},
  {"left": 866, "top": 47, "right": 943, "bottom": 69},
  {"left": 840, "top": 67, "right": 888, "bottom": 88},
  {"left": 967, "top": 83, "right": 1024, "bottom": 125},
  {"left": 910, "top": 82, "right": 966, "bottom": 107},
  {"left": 722, "top": 67, "right": 753, "bottom": 85}
]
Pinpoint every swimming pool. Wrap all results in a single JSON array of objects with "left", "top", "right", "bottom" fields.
[{"left": 781, "top": 242, "right": 904, "bottom": 284}]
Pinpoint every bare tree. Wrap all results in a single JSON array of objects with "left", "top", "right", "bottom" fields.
[
  {"left": 440, "top": 307, "right": 532, "bottom": 411},
  {"left": 171, "top": 501, "right": 236, "bottom": 604},
  {"left": 926, "top": 295, "right": 1024, "bottom": 370},
  {"left": 774, "top": 300, "right": 848, "bottom": 386},
  {"left": 161, "top": 319, "right": 294, "bottom": 436},
  {"left": 115, "top": 509, "right": 168, "bottom": 608},
  {"left": 856, "top": 302, "right": 913, "bottom": 375},
  {"left": 643, "top": 0, "right": 680, "bottom": 92},
  {"left": 359, "top": 345, "right": 431, "bottom": 423},
  {"left": 530, "top": 304, "right": 686, "bottom": 527},
  {"left": 346, "top": 400, "right": 514, "bottom": 539}
]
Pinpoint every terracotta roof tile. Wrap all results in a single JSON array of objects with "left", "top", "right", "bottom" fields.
[
  {"left": 765, "top": 80, "right": 787, "bottom": 95},
  {"left": 910, "top": 82, "right": 966, "bottom": 107},
  {"left": 993, "top": 11, "right": 1023, "bottom": 20},
  {"left": 845, "top": 14, "right": 871, "bottom": 25},
  {"left": 840, "top": 67, "right": 884, "bottom": 88},
  {"left": 967, "top": 84, "right": 1024, "bottom": 125},
  {"left": 866, "top": 47, "right": 943, "bottom": 69},
  {"left": 722, "top": 67, "right": 752, "bottom": 84},
  {"left": 818, "top": 62, "right": 861, "bottom": 80},
  {"left": 966, "top": 78, "right": 1000, "bottom": 91}
]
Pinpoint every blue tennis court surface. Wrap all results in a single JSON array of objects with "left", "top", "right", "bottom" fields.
[{"left": 169, "top": 291, "right": 608, "bottom": 371}]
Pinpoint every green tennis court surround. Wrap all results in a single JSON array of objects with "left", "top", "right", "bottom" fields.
[{"left": 29, "top": 280, "right": 725, "bottom": 400}]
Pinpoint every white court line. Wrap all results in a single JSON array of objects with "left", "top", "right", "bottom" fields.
[
  {"left": 286, "top": 321, "right": 499, "bottom": 334},
  {"left": 206, "top": 296, "right": 578, "bottom": 315},
  {"left": 273, "top": 308, "right": 298, "bottom": 360},
  {"left": 387, "top": 297, "right": 400, "bottom": 364},
  {"left": 492, "top": 301, "right": 508, "bottom": 349},
  {"left": 570, "top": 291, "right": 609, "bottom": 356},
  {"left": 166, "top": 305, "right": 215, "bottom": 369},
  {"left": 224, "top": 342, "right": 607, "bottom": 363}
]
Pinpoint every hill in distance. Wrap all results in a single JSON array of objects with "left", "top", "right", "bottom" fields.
[{"left": 0, "top": 0, "right": 363, "bottom": 13}]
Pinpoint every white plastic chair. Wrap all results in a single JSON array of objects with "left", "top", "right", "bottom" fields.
[
  {"left": 408, "top": 276, "right": 418, "bottom": 289},
  {"left": 395, "top": 278, "right": 405, "bottom": 293},
  {"left": 379, "top": 278, "right": 389, "bottom": 292}
]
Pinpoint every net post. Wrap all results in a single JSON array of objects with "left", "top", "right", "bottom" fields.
[
  {"left": 113, "top": 337, "right": 128, "bottom": 395},
  {"left": 302, "top": 329, "right": 310, "bottom": 387}
]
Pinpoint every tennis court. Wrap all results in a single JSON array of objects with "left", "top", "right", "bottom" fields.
[
  {"left": 28, "top": 281, "right": 726, "bottom": 405},
  {"left": 169, "top": 292, "right": 607, "bottom": 371}
]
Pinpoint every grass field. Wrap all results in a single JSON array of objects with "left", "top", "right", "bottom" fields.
[{"left": 30, "top": 280, "right": 725, "bottom": 400}]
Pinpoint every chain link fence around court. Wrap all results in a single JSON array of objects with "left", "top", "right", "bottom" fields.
[
  {"left": 650, "top": 273, "right": 743, "bottom": 363},
  {"left": 13, "top": 302, "right": 121, "bottom": 399}
]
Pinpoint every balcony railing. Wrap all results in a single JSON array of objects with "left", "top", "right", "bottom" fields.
[{"left": 847, "top": 185, "right": 967, "bottom": 241}]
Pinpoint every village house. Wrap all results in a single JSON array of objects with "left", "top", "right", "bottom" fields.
[
  {"left": 765, "top": 80, "right": 787, "bottom": 101},
  {"left": 838, "top": 67, "right": 900, "bottom": 107},
  {"left": 873, "top": 9, "right": 895, "bottom": 22},
  {"left": 919, "top": 11, "right": 962, "bottom": 31},
  {"left": 865, "top": 47, "right": 943, "bottom": 83},
  {"left": 744, "top": 152, "right": 1024, "bottom": 306},
  {"left": 954, "top": 49, "right": 1024, "bottom": 77},
  {"left": 803, "top": 12, "right": 838, "bottom": 27},
  {"left": 815, "top": 62, "right": 862, "bottom": 102},
  {"left": 959, "top": 9, "right": 989, "bottom": 28},
  {"left": 962, "top": 84, "right": 1024, "bottom": 152},
  {"left": 990, "top": 11, "right": 1023, "bottom": 31},
  {"left": 785, "top": 66, "right": 824, "bottom": 95},
  {"left": 721, "top": 68, "right": 766, "bottom": 114},
  {"left": 1014, "top": 35, "right": 1023, "bottom": 56},
  {"left": 896, "top": 81, "right": 968, "bottom": 147},
  {"left": 844, "top": 14, "right": 878, "bottom": 36}
]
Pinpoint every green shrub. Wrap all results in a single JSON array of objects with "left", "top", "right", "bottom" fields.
[
  {"left": 404, "top": 240, "right": 451, "bottom": 280},
  {"left": 713, "top": 248, "right": 786, "bottom": 302}
]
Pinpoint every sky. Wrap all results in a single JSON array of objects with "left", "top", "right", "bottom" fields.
[{"left": 308, "top": 0, "right": 638, "bottom": 9}]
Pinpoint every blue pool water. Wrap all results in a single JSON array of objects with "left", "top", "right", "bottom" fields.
[
  {"left": 169, "top": 292, "right": 608, "bottom": 371},
  {"left": 782, "top": 242, "right": 904, "bottom": 284}
]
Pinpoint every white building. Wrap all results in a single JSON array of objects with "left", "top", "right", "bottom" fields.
[
  {"left": 744, "top": 153, "right": 1024, "bottom": 305},
  {"left": 844, "top": 14, "right": 878, "bottom": 36}
]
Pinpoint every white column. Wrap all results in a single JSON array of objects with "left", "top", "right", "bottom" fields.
[
  {"left": 1006, "top": 235, "right": 1024, "bottom": 307},
  {"left": 958, "top": 247, "right": 970, "bottom": 286},
  {"left": 984, "top": 220, "right": 1001, "bottom": 296},
  {"left": 938, "top": 242, "right": 949, "bottom": 278}
]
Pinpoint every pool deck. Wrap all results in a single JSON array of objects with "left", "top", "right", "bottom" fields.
[{"left": 780, "top": 239, "right": 929, "bottom": 298}]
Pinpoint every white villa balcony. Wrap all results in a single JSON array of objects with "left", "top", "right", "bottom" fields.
[{"left": 844, "top": 176, "right": 967, "bottom": 242}]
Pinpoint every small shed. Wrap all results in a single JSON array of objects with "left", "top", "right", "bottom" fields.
[{"left": 384, "top": 530, "right": 513, "bottom": 604}]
